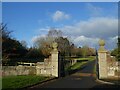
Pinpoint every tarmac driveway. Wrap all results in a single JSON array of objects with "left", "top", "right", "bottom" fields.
[{"left": 27, "top": 60, "right": 119, "bottom": 89}]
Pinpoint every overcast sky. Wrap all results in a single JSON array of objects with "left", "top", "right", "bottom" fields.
[{"left": 2, "top": 2, "right": 118, "bottom": 50}]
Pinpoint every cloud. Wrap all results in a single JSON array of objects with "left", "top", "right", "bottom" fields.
[
  {"left": 60, "top": 17, "right": 118, "bottom": 49},
  {"left": 109, "top": 36, "right": 118, "bottom": 41},
  {"left": 32, "top": 16, "right": 118, "bottom": 50},
  {"left": 106, "top": 36, "right": 118, "bottom": 50},
  {"left": 72, "top": 35, "right": 118, "bottom": 50},
  {"left": 52, "top": 10, "right": 70, "bottom": 21},
  {"left": 86, "top": 3, "right": 103, "bottom": 17},
  {"left": 73, "top": 35, "right": 99, "bottom": 48},
  {"left": 34, "top": 26, "right": 50, "bottom": 36},
  {"left": 61, "top": 17, "right": 118, "bottom": 39},
  {"left": 37, "top": 28, "right": 49, "bottom": 32},
  {"left": 31, "top": 35, "right": 46, "bottom": 43}
]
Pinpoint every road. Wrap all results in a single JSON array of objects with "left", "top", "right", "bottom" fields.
[{"left": 27, "top": 60, "right": 119, "bottom": 89}]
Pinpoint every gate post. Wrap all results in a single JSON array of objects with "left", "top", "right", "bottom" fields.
[
  {"left": 51, "top": 42, "right": 59, "bottom": 77},
  {"left": 98, "top": 39, "right": 108, "bottom": 79}
]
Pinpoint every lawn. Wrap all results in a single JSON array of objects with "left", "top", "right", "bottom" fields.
[
  {"left": 65, "top": 56, "right": 96, "bottom": 74},
  {"left": 70, "top": 61, "right": 87, "bottom": 71},
  {"left": 93, "top": 63, "right": 96, "bottom": 74},
  {"left": 65, "top": 56, "right": 96, "bottom": 61},
  {"left": 75, "top": 56, "right": 96, "bottom": 61},
  {"left": 65, "top": 61, "right": 88, "bottom": 75},
  {"left": 2, "top": 75, "right": 50, "bottom": 89}
]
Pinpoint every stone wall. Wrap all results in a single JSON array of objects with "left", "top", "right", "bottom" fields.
[
  {"left": 2, "top": 57, "right": 56, "bottom": 77},
  {"left": 107, "top": 61, "right": 120, "bottom": 77},
  {"left": 106, "top": 52, "right": 120, "bottom": 77},
  {"left": 36, "top": 61, "right": 52, "bottom": 76},
  {"left": 2, "top": 42, "right": 59, "bottom": 77},
  {"left": 2, "top": 65, "right": 36, "bottom": 76},
  {"left": 2, "top": 56, "right": 53, "bottom": 77}
]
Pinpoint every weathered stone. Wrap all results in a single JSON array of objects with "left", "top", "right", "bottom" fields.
[
  {"left": 51, "top": 51, "right": 58, "bottom": 77},
  {"left": 51, "top": 42, "right": 59, "bottom": 77},
  {"left": 52, "top": 42, "right": 58, "bottom": 51},
  {"left": 98, "top": 39, "right": 106, "bottom": 51},
  {"left": 98, "top": 39, "right": 108, "bottom": 79},
  {"left": 2, "top": 42, "right": 60, "bottom": 77}
]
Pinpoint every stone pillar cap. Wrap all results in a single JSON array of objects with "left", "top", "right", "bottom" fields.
[
  {"left": 98, "top": 39, "right": 107, "bottom": 51},
  {"left": 99, "top": 39, "right": 105, "bottom": 46},
  {"left": 52, "top": 42, "right": 58, "bottom": 51}
]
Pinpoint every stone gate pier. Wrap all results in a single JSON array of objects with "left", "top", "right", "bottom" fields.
[
  {"left": 36, "top": 42, "right": 59, "bottom": 77},
  {"left": 98, "top": 39, "right": 108, "bottom": 79},
  {"left": 98, "top": 39, "right": 120, "bottom": 79},
  {"left": 51, "top": 42, "right": 59, "bottom": 77}
]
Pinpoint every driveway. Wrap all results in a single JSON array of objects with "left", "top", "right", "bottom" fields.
[{"left": 27, "top": 60, "right": 119, "bottom": 89}]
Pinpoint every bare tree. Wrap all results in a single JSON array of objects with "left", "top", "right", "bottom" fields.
[
  {"left": 34, "top": 29, "right": 63, "bottom": 57},
  {"left": 20, "top": 40, "right": 27, "bottom": 49},
  {"left": 47, "top": 28, "right": 62, "bottom": 38},
  {"left": 0, "top": 23, "right": 13, "bottom": 39},
  {"left": 34, "top": 29, "right": 71, "bottom": 57}
]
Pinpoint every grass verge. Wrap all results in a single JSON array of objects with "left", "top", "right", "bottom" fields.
[
  {"left": 2, "top": 75, "right": 50, "bottom": 89},
  {"left": 76, "top": 56, "right": 96, "bottom": 61},
  {"left": 70, "top": 61, "right": 87, "bottom": 71},
  {"left": 65, "top": 61, "right": 88, "bottom": 75},
  {"left": 93, "top": 62, "right": 96, "bottom": 74},
  {"left": 65, "top": 56, "right": 96, "bottom": 75}
]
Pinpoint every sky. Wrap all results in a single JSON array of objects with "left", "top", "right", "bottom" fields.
[
  {"left": 2, "top": 0, "right": 120, "bottom": 2},
  {"left": 2, "top": 2, "right": 118, "bottom": 50}
]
